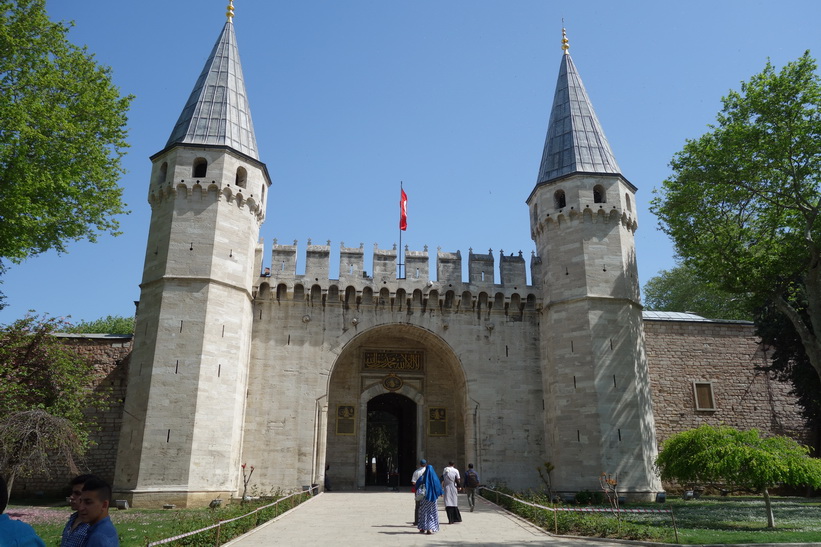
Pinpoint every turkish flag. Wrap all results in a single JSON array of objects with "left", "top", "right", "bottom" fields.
[{"left": 400, "top": 188, "right": 408, "bottom": 231}]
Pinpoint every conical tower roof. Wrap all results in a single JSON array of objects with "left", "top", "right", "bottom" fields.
[
  {"left": 535, "top": 33, "right": 620, "bottom": 184},
  {"left": 165, "top": 15, "right": 259, "bottom": 160}
]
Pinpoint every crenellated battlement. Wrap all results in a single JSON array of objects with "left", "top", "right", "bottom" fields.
[
  {"left": 531, "top": 204, "right": 637, "bottom": 239},
  {"left": 147, "top": 180, "right": 266, "bottom": 221},
  {"left": 258, "top": 239, "right": 542, "bottom": 312}
]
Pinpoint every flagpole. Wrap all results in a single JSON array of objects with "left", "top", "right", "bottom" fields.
[{"left": 399, "top": 181, "right": 404, "bottom": 279}]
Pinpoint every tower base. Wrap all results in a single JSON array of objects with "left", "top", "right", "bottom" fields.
[{"left": 111, "top": 488, "right": 234, "bottom": 509}]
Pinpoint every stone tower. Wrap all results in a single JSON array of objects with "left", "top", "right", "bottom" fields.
[
  {"left": 527, "top": 31, "right": 661, "bottom": 499},
  {"left": 113, "top": 4, "right": 271, "bottom": 507}
]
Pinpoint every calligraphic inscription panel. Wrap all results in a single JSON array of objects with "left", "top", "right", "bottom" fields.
[{"left": 362, "top": 349, "right": 424, "bottom": 372}]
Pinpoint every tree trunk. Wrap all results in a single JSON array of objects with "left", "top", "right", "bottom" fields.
[
  {"left": 762, "top": 487, "right": 775, "bottom": 528},
  {"left": 773, "top": 291, "right": 821, "bottom": 383},
  {"left": 5, "top": 470, "right": 15, "bottom": 500}
]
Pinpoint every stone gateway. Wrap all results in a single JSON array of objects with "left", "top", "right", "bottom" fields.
[{"left": 103, "top": 9, "right": 807, "bottom": 508}]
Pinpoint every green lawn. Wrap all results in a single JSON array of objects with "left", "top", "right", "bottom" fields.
[
  {"left": 12, "top": 492, "right": 821, "bottom": 545},
  {"left": 484, "top": 490, "right": 821, "bottom": 544},
  {"left": 11, "top": 493, "right": 311, "bottom": 547},
  {"left": 9, "top": 505, "right": 181, "bottom": 546},
  {"left": 628, "top": 497, "right": 821, "bottom": 544}
]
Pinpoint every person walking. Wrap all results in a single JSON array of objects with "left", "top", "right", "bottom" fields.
[
  {"left": 464, "top": 463, "right": 480, "bottom": 512},
  {"left": 415, "top": 464, "right": 443, "bottom": 535},
  {"left": 442, "top": 461, "right": 462, "bottom": 524},
  {"left": 410, "top": 460, "right": 426, "bottom": 526}
]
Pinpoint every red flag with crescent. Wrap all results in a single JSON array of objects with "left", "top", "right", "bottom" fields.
[{"left": 400, "top": 188, "right": 408, "bottom": 231}]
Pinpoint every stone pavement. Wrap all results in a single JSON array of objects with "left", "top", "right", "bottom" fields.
[{"left": 224, "top": 489, "right": 631, "bottom": 546}]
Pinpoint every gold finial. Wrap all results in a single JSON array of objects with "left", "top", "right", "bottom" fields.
[
  {"left": 226, "top": 0, "right": 234, "bottom": 21},
  {"left": 561, "top": 27, "right": 569, "bottom": 54}
]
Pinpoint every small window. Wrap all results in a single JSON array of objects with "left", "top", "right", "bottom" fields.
[
  {"left": 193, "top": 157, "right": 207, "bottom": 178},
  {"left": 428, "top": 407, "right": 447, "bottom": 436},
  {"left": 625, "top": 193, "right": 632, "bottom": 212},
  {"left": 693, "top": 382, "right": 716, "bottom": 411},
  {"left": 554, "top": 189, "right": 566, "bottom": 209},
  {"left": 593, "top": 184, "right": 606, "bottom": 204},
  {"left": 158, "top": 162, "right": 168, "bottom": 185},
  {"left": 235, "top": 166, "right": 247, "bottom": 188}
]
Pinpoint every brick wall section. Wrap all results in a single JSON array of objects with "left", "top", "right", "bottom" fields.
[
  {"left": 644, "top": 319, "right": 813, "bottom": 448},
  {"left": 12, "top": 336, "right": 131, "bottom": 498}
]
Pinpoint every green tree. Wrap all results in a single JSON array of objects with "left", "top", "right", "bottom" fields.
[
  {"left": 652, "top": 51, "right": 821, "bottom": 383},
  {"left": 643, "top": 263, "right": 752, "bottom": 320},
  {"left": 655, "top": 424, "right": 821, "bottom": 528},
  {"left": 0, "top": 315, "right": 100, "bottom": 493},
  {"left": 64, "top": 315, "right": 134, "bottom": 335},
  {"left": 0, "top": 0, "right": 132, "bottom": 274}
]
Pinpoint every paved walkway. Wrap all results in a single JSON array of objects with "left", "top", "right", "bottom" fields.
[{"left": 224, "top": 489, "right": 631, "bottom": 546}]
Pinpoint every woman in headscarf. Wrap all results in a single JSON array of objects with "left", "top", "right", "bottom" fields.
[{"left": 415, "top": 464, "right": 443, "bottom": 534}]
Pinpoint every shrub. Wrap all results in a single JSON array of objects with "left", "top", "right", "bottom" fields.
[{"left": 574, "top": 490, "right": 604, "bottom": 505}]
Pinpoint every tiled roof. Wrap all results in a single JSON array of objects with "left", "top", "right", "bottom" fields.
[
  {"left": 53, "top": 333, "right": 134, "bottom": 339},
  {"left": 642, "top": 311, "right": 710, "bottom": 322},
  {"left": 165, "top": 21, "right": 259, "bottom": 159},
  {"left": 536, "top": 52, "right": 620, "bottom": 184},
  {"left": 642, "top": 310, "right": 753, "bottom": 325}
]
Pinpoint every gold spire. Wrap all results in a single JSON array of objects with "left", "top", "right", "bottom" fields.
[
  {"left": 226, "top": 0, "right": 235, "bottom": 22},
  {"left": 561, "top": 28, "right": 569, "bottom": 54}
]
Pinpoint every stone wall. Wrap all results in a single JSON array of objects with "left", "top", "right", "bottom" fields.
[
  {"left": 11, "top": 335, "right": 131, "bottom": 499},
  {"left": 12, "top": 316, "right": 816, "bottom": 499},
  {"left": 644, "top": 318, "right": 812, "bottom": 447},
  {"left": 242, "top": 282, "right": 547, "bottom": 493}
]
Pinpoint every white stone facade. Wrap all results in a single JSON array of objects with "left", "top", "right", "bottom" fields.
[
  {"left": 242, "top": 246, "right": 545, "bottom": 494},
  {"left": 112, "top": 20, "right": 666, "bottom": 507}
]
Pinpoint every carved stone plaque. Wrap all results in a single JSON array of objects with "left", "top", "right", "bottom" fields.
[
  {"left": 382, "top": 373, "right": 403, "bottom": 391},
  {"left": 336, "top": 405, "right": 355, "bottom": 435},
  {"left": 428, "top": 407, "right": 447, "bottom": 436}
]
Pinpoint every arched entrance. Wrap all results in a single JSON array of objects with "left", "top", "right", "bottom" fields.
[
  {"left": 365, "top": 393, "right": 416, "bottom": 487},
  {"left": 323, "top": 324, "right": 468, "bottom": 490}
]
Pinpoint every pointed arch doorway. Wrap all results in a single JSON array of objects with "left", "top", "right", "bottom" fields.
[
  {"left": 323, "top": 324, "right": 469, "bottom": 491},
  {"left": 365, "top": 393, "right": 416, "bottom": 487}
]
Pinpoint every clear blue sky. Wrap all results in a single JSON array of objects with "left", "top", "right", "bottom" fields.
[{"left": 2, "top": 0, "right": 820, "bottom": 324}]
